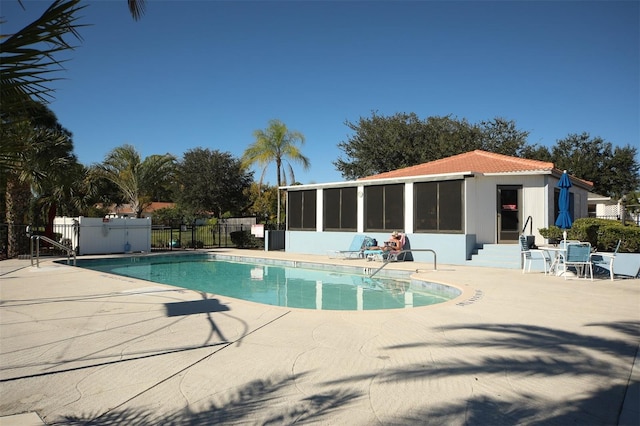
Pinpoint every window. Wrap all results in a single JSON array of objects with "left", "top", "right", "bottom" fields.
[
  {"left": 414, "top": 180, "right": 464, "bottom": 232},
  {"left": 364, "top": 184, "right": 404, "bottom": 231},
  {"left": 288, "top": 190, "right": 316, "bottom": 230},
  {"left": 323, "top": 187, "right": 357, "bottom": 230}
]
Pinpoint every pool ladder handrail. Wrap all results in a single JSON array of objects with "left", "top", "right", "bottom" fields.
[
  {"left": 30, "top": 234, "right": 77, "bottom": 268},
  {"left": 368, "top": 249, "right": 437, "bottom": 278}
]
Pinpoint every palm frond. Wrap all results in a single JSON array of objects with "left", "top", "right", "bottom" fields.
[
  {"left": 1, "top": 0, "right": 86, "bottom": 112},
  {"left": 127, "top": 0, "right": 146, "bottom": 21}
]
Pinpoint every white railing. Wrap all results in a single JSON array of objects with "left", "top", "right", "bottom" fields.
[{"left": 30, "top": 235, "right": 76, "bottom": 268}]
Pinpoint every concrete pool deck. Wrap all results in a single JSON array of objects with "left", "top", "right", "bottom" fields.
[{"left": 0, "top": 250, "right": 638, "bottom": 425}]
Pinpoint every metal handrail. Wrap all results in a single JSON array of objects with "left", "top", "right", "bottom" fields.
[
  {"left": 522, "top": 215, "right": 533, "bottom": 235},
  {"left": 30, "top": 235, "right": 76, "bottom": 268},
  {"left": 369, "top": 249, "right": 437, "bottom": 278}
]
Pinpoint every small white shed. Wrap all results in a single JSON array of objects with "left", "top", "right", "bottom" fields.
[{"left": 54, "top": 216, "right": 151, "bottom": 255}]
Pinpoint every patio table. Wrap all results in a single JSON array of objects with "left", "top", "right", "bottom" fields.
[{"left": 541, "top": 246, "right": 565, "bottom": 275}]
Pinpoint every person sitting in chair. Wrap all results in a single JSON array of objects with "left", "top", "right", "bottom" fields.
[{"left": 371, "top": 231, "right": 403, "bottom": 251}]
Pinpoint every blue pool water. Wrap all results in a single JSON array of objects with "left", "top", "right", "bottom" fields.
[{"left": 73, "top": 254, "right": 460, "bottom": 311}]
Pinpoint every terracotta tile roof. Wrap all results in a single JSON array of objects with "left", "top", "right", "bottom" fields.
[
  {"left": 359, "top": 150, "right": 555, "bottom": 180},
  {"left": 98, "top": 202, "right": 176, "bottom": 215},
  {"left": 145, "top": 202, "right": 175, "bottom": 211}
]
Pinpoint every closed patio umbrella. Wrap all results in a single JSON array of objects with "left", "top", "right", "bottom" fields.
[{"left": 555, "top": 170, "right": 573, "bottom": 241}]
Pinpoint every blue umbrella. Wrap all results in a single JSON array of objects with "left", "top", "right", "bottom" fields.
[{"left": 555, "top": 170, "right": 573, "bottom": 240}]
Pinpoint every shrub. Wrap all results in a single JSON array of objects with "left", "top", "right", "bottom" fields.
[
  {"left": 538, "top": 226, "right": 563, "bottom": 243},
  {"left": 230, "top": 230, "right": 262, "bottom": 249},
  {"left": 539, "top": 218, "right": 639, "bottom": 253},
  {"left": 230, "top": 230, "right": 250, "bottom": 248},
  {"left": 187, "top": 240, "right": 204, "bottom": 249}
]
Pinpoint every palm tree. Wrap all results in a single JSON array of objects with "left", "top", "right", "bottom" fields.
[
  {"left": 241, "top": 119, "right": 310, "bottom": 226},
  {"left": 35, "top": 161, "right": 98, "bottom": 232},
  {"left": 1, "top": 0, "right": 84, "bottom": 257},
  {"left": 0, "top": 0, "right": 141, "bottom": 257},
  {"left": 1, "top": 0, "right": 85, "bottom": 173},
  {"left": 91, "top": 144, "right": 176, "bottom": 218},
  {"left": 2, "top": 101, "right": 79, "bottom": 256}
]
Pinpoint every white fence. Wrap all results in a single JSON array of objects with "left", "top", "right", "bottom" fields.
[{"left": 54, "top": 217, "right": 151, "bottom": 255}]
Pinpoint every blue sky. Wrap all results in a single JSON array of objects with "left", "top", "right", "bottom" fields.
[{"left": 4, "top": 0, "right": 639, "bottom": 185}]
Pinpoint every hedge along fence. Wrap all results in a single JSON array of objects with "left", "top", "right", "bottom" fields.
[
  {"left": 230, "top": 230, "right": 264, "bottom": 249},
  {"left": 539, "top": 218, "right": 640, "bottom": 253}
]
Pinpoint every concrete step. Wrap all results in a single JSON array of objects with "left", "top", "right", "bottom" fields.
[{"left": 467, "top": 244, "right": 523, "bottom": 269}]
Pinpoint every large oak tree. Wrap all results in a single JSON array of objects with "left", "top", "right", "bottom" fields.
[
  {"left": 335, "top": 112, "right": 638, "bottom": 198},
  {"left": 176, "top": 148, "right": 253, "bottom": 219},
  {"left": 335, "top": 113, "right": 530, "bottom": 180}
]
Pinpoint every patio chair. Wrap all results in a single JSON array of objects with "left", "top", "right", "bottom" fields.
[
  {"left": 329, "top": 235, "right": 375, "bottom": 259},
  {"left": 520, "top": 234, "right": 551, "bottom": 274},
  {"left": 387, "top": 233, "right": 408, "bottom": 262},
  {"left": 559, "top": 242, "right": 593, "bottom": 280},
  {"left": 365, "top": 233, "right": 407, "bottom": 262},
  {"left": 589, "top": 239, "right": 621, "bottom": 281}
]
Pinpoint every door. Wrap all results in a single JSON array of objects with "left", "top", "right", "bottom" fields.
[{"left": 497, "top": 186, "right": 522, "bottom": 243}]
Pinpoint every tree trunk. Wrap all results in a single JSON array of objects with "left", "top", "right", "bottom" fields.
[
  {"left": 276, "top": 162, "right": 282, "bottom": 227},
  {"left": 5, "top": 175, "right": 31, "bottom": 258}
]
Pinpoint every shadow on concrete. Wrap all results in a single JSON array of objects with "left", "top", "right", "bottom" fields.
[
  {"left": 164, "top": 292, "right": 234, "bottom": 344},
  {"left": 0, "top": 341, "right": 230, "bottom": 384},
  {"left": 395, "top": 383, "right": 633, "bottom": 425},
  {"left": 62, "top": 373, "right": 361, "bottom": 425},
  {"left": 326, "top": 321, "right": 640, "bottom": 425},
  {"left": 1, "top": 292, "right": 237, "bottom": 383},
  {"left": 165, "top": 297, "right": 230, "bottom": 316},
  {"left": 0, "top": 287, "right": 183, "bottom": 308}
]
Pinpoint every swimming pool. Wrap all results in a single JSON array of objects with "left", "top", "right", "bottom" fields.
[{"left": 72, "top": 253, "right": 460, "bottom": 311}]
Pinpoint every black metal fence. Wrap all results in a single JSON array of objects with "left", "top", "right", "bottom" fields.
[
  {"left": 150, "top": 223, "right": 261, "bottom": 251},
  {"left": 0, "top": 223, "right": 29, "bottom": 259}
]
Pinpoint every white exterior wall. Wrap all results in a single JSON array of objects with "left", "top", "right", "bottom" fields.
[
  {"left": 316, "top": 188, "right": 323, "bottom": 232},
  {"left": 545, "top": 176, "right": 556, "bottom": 226},
  {"left": 465, "top": 174, "right": 550, "bottom": 246},
  {"left": 467, "top": 177, "right": 495, "bottom": 244},
  {"left": 520, "top": 176, "right": 548, "bottom": 244},
  {"left": 464, "top": 178, "right": 478, "bottom": 236},
  {"left": 357, "top": 186, "right": 365, "bottom": 233},
  {"left": 404, "top": 183, "right": 414, "bottom": 233}
]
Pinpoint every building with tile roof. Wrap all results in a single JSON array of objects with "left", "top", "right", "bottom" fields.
[
  {"left": 358, "top": 150, "right": 592, "bottom": 187},
  {"left": 101, "top": 202, "right": 176, "bottom": 219},
  {"left": 280, "top": 150, "right": 594, "bottom": 268}
]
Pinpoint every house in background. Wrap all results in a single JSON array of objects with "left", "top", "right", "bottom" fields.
[
  {"left": 101, "top": 202, "right": 175, "bottom": 219},
  {"left": 588, "top": 192, "right": 640, "bottom": 226},
  {"left": 588, "top": 192, "right": 616, "bottom": 219},
  {"left": 282, "top": 150, "right": 593, "bottom": 267}
]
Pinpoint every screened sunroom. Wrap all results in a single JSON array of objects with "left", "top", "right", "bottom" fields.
[{"left": 281, "top": 150, "right": 592, "bottom": 266}]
